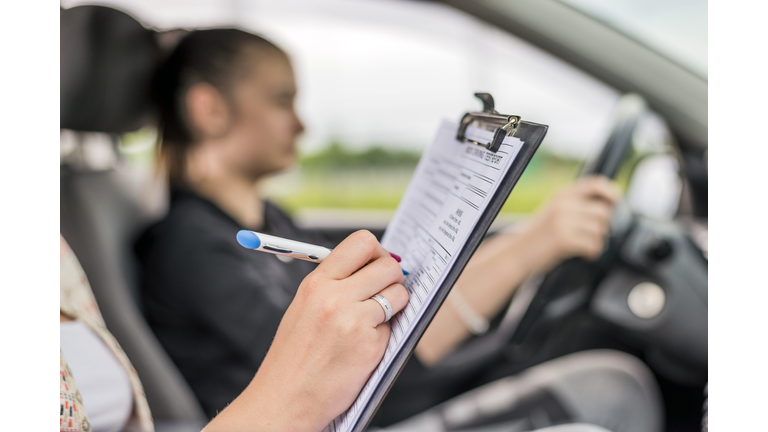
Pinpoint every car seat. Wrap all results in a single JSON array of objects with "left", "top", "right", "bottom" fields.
[{"left": 60, "top": 5, "right": 207, "bottom": 428}]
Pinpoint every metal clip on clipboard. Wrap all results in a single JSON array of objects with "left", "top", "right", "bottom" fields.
[{"left": 457, "top": 92, "right": 522, "bottom": 153}]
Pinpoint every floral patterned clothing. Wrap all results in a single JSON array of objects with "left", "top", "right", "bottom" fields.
[{"left": 60, "top": 236, "right": 154, "bottom": 432}]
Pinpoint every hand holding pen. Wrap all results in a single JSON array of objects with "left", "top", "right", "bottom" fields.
[
  {"left": 236, "top": 230, "right": 409, "bottom": 275},
  {"left": 210, "top": 231, "right": 408, "bottom": 431}
]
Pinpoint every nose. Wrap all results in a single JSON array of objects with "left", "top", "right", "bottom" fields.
[{"left": 294, "top": 111, "right": 305, "bottom": 135}]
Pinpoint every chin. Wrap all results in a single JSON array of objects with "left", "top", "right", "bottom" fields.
[
  {"left": 282, "top": 153, "right": 298, "bottom": 170},
  {"left": 269, "top": 159, "right": 296, "bottom": 176}
]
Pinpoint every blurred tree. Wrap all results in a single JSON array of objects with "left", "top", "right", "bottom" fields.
[{"left": 301, "top": 142, "right": 421, "bottom": 170}]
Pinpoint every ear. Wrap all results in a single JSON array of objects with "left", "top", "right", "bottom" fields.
[{"left": 185, "top": 83, "right": 231, "bottom": 140}]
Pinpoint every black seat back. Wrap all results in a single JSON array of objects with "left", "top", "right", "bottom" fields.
[{"left": 61, "top": 5, "right": 206, "bottom": 423}]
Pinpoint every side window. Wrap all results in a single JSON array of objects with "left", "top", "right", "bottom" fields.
[{"left": 65, "top": 0, "right": 621, "bottom": 227}]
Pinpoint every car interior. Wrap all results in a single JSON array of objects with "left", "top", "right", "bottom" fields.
[
  {"left": 60, "top": 1, "right": 707, "bottom": 431},
  {"left": 60, "top": 5, "right": 207, "bottom": 428}
]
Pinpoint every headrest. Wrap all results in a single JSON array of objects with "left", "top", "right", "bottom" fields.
[{"left": 61, "top": 6, "right": 159, "bottom": 133}]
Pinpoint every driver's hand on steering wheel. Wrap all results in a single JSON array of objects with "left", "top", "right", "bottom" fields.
[
  {"left": 521, "top": 175, "right": 620, "bottom": 272},
  {"left": 415, "top": 176, "right": 618, "bottom": 365}
]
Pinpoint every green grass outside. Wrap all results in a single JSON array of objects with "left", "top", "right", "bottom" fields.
[
  {"left": 268, "top": 150, "right": 586, "bottom": 215},
  {"left": 118, "top": 132, "right": 638, "bottom": 217}
]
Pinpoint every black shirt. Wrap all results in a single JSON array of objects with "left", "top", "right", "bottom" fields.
[{"left": 136, "top": 189, "right": 330, "bottom": 416}]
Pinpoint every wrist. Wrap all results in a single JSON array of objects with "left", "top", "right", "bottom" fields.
[
  {"left": 515, "top": 222, "right": 562, "bottom": 274},
  {"left": 205, "top": 370, "right": 322, "bottom": 432},
  {"left": 248, "top": 374, "right": 323, "bottom": 432}
]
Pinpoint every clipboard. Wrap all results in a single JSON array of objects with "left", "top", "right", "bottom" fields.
[{"left": 335, "top": 93, "right": 548, "bottom": 432}]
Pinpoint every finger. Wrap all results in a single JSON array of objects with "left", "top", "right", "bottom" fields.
[
  {"left": 561, "top": 211, "right": 603, "bottom": 239},
  {"left": 349, "top": 255, "right": 406, "bottom": 300},
  {"left": 576, "top": 200, "right": 614, "bottom": 225},
  {"left": 573, "top": 226, "right": 607, "bottom": 258},
  {"left": 375, "top": 322, "right": 392, "bottom": 349},
  {"left": 360, "top": 283, "right": 409, "bottom": 327},
  {"left": 580, "top": 176, "right": 621, "bottom": 203},
  {"left": 573, "top": 217, "right": 609, "bottom": 239},
  {"left": 585, "top": 235, "right": 606, "bottom": 259},
  {"left": 316, "top": 230, "right": 389, "bottom": 280}
]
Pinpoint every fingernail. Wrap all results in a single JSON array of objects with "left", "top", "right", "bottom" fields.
[{"left": 390, "top": 253, "right": 402, "bottom": 262}]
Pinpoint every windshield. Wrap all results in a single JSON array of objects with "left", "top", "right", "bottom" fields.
[{"left": 558, "top": 0, "right": 707, "bottom": 79}]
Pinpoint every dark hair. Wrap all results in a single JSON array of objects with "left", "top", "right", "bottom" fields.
[{"left": 152, "top": 28, "right": 286, "bottom": 185}]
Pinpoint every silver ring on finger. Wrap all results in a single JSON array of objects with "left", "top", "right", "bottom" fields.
[{"left": 370, "top": 293, "right": 393, "bottom": 323}]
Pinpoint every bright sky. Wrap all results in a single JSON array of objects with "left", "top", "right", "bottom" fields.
[{"left": 61, "top": 0, "right": 622, "bottom": 159}]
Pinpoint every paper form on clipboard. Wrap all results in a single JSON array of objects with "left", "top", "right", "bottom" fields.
[{"left": 324, "top": 118, "right": 527, "bottom": 432}]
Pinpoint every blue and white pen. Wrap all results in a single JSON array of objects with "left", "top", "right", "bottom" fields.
[{"left": 236, "top": 230, "right": 409, "bottom": 275}]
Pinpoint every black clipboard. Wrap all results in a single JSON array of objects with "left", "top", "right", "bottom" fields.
[{"left": 349, "top": 93, "right": 548, "bottom": 432}]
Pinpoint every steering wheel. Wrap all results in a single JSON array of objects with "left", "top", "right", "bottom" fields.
[
  {"left": 507, "top": 94, "right": 647, "bottom": 346},
  {"left": 423, "top": 94, "right": 647, "bottom": 378},
  {"left": 504, "top": 93, "right": 647, "bottom": 353},
  {"left": 435, "top": 92, "right": 705, "bottom": 393}
]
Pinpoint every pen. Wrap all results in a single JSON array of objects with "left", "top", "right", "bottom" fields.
[{"left": 236, "top": 230, "right": 409, "bottom": 275}]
